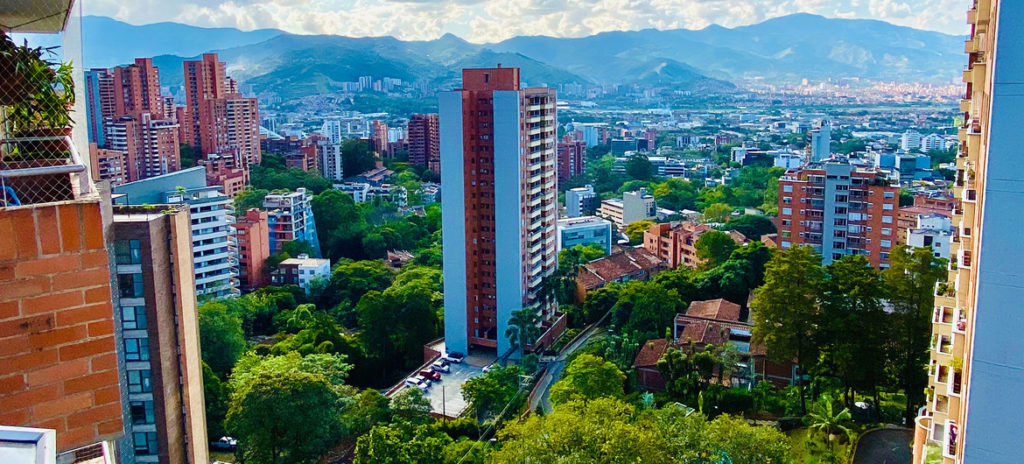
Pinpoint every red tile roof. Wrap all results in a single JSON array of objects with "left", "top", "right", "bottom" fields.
[
  {"left": 576, "top": 247, "right": 664, "bottom": 290},
  {"left": 632, "top": 338, "right": 669, "bottom": 368},
  {"left": 685, "top": 298, "right": 742, "bottom": 321}
]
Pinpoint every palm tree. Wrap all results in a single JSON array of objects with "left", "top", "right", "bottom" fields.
[
  {"left": 806, "top": 395, "right": 853, "bottom": 452},
  {"left": 505, "top": 306, "right": 542, "bottom": 355}
]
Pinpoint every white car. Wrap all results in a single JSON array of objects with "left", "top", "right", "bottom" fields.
[
  {"left": 431, "top": 361, "right": 450, "bottom": 373},
  {"left": 442, "top": 352, "right": 464, "bottom": 364},
  {"left": 405, "top": 377, "right": 430, "bottom": 392}
]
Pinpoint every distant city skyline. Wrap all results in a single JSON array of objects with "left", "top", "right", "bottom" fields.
[{"left": 84, "top": 0, "right": 971, "bottom": 43}]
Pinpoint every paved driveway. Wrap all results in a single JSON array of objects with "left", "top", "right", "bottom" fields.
[{"left": 853, "top": 428, "right": 913, "bottom": 464}]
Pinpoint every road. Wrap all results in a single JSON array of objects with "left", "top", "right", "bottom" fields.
[
  {"left": 852, "top": 428, "right": 913, "bottom": 464},
  {"left": 529, "top": 324, "right": 604, "bottom": 413}
]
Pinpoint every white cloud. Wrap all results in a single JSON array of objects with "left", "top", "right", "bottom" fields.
[{"left": 82, "top": 0, "right": 973, "bottom": 42}]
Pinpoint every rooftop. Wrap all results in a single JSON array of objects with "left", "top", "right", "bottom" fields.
[{"left": 557, "top": 216, "right": 611, "bottom": 228}]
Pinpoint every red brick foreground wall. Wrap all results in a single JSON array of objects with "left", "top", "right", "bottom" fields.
[{"left": 0, "top": 200, "right": 123, "bottom": 452}]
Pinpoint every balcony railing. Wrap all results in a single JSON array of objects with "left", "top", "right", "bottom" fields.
[{"left": 1, "top": 136, "right": 93, "bottom": 208}]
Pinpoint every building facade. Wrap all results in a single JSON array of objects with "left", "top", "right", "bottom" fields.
[
  {"left": 913, "top": 1, "right": 1024, "bottom": 463},
  {"left": 777, "top": 161, "right": 901, "bottom": 267},
  {"left": 565, "top": 184, "right": 597, "bottom": 218},
  {"left": 557, "top": 216, "right": 613, "bottom": 255},
  {"left": 317, "top": 140, "right": 344, "bottom": 182},
  {"left": 264, "top": 188, "right": 321, "bottom": 258},
  {"left": 439, "top": 67, "right": 563, "bottom": 356},
  {"left": 271, "top": 254, "right": 331, "bottom": 290},
  {"left": 111, "top": 206, "right": 208, "bottom": 464},
  {"left": 184, "top": 54, "right": 260, "bottom": 168},
  {"left": 809, "top": 120, "right": 832, "bottom": 162},
  {"left": 230, "top": 209, "right": 271, "bottom": 291},
  {"left": 408, "top": 113, "right": 440, "bottom": 172},
  {"left": 599, "top": 189, "right": 657, "bottom": 228},
  {"left": 556, "top": 136, "right": 586, "bottom": 186},
  {"left": 643, "top": 222, "right": 747, "bottom": 269}
]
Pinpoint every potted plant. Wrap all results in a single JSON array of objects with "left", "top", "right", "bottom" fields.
[{"left": 0, "top": 31, "right": 75, "bottom": 159}]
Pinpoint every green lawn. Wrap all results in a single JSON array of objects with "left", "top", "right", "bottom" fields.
[
  {"left": 787, "top": 427, "right": 853, "bottom": 464},
  {"left": 209, "top": 451, "right": 235, "bottom": 463}
]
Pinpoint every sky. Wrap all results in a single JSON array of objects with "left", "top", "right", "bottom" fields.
[{"left": 83, "top": 0, "right": 972, "bottom": 43}]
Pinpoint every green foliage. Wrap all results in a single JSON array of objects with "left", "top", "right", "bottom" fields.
[
  {"left": 701, "top": 202, "right": 734, "bottom": 222},
  {"left": 250, "top": 161, "right": 331, "bottom": 194},
  {"left": 198, "top": 301, "right": 246, "bottom": 377},
  {"left": 323, "top": 260, "right": 394, "bottom": 325},
  {"left": 505, "top": 306, "right": 543, "bottom": 354},
  {"left": 899, "top": 188, "right": 915, "bottom": 207},
  {"left": 356, "top": 277, "right": 441, "bottom": 380},
  {"left": 609, "top": 281, "right": 683, "bottom": 342},
  {"left": 624, "top": 219, "right": 655, "bottom": 244},
  {"left": 723, "top": 214, "right": 777, "bottom": 239},
  {"left": 804, "top": 395, "right": 853, "bottom": 453},
  {"left": 226, "top": 371, "right": 343, "bottom": 464},
  {"left": 353, "top": 424, "right": 453, "bottom": 464},
  {"left": 462, "top": 364, "right": 524, "bottom": 419},
  {"left": 625, "top": 153, "right": 656, "bottom": 180},
  {"left": 549, "top": 353, "right": 625, "bottom": 404},
  {"left": 490, "top": 398, "right": 793, "bottom": 463},
  {"left": 695, "top": 230, "right": 739, "bottom": 269},
  {"left": 234, "top": 188, "right": 269, "bottom": 216},
  {"left": 229, "top": 352, "right": 352, "bottom": 398},
  {"left": 652, "top": 177, "right": 699, "bottom": 211},
  {"left": 202, "top": 361, "right": 230, "bottom": 441},
  {"left": 342, "top": 138, "right": 377, "bottom": 178},
  {"left": 310, "top": 190, "right": 369, "bottom": 261}
]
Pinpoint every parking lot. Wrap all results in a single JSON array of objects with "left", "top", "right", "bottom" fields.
[{"left": 397, "top": 357, "right": 490, "bottom": 419}]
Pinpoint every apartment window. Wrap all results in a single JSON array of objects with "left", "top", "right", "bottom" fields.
[
  {"left": 130, "top": 400, "right": 155, "bottom": 425},
  {"left": 114, "top": 239, "right": 141, "bottom": 264},
  {"left": 118, "top": 273, "right": 145, "bottom": 298},
  {"left": 883, "top": 203, "right": 894, "bottom": 211},
  {"left": 124, "top": 338, "right": 150, "bottom": 361},
  {"left": 781, "top": 241, "right": 791, "bottom": 248},
  {"left": 122, "top": 306, "right": 147, "bottom": 330},
  {"left": 781, "top": 219, "right": 791, "bottom": 226},
  {"left": 783, "top": 185, "right": 793, "bottom": 193},
  {"left": 783, "top": 197, "right": 792, "bottom": 204},
  {"left": 881, "top": 228, "right": 892, "bottom": 236},
  {"left": 882, "top": 216, "right": 893, "bottom": 224},
  {"left": 134, "top": 432, "right": 158, "bottom": 456},
  {"left": 782, "top": 207, "right": 792, "bottom": 216},
  {"left": 127, "top": 370, "right": 152, "bottom": 393},
  {"left": 881, "top": 240, "right": 892, "bottom": 248},
  {"left": 884, "top": 191, "right": 895, "bottom": 199}
]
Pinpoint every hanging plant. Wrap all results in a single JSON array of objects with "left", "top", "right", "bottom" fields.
[{"left": 0, "top": 31, "right": 75, "bottom": 135}]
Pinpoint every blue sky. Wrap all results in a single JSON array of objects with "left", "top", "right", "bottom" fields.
[{"left": 84, "top": 0, "right": 972, "bottom": 42}]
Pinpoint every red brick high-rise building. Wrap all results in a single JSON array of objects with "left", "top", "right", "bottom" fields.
[
  {"left": 407, "top": 113, "right": 440, "bottom": 172},
  {"left": 777, "top": 161, "right": 901, "bottom": 268},
  {"left": 231, "top": 209, "right": 271, "bottom": 291},
  {"left": 556, "top": 135, "right": 586, "bottom": 186},
  {"left": 184, "top": 53, "right": 261, "bottom": 169},
  {"left": 439, "top": 67, "right": 564, "bottom": 356}
]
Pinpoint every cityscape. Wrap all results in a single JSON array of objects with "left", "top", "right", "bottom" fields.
[{"left": 0, "top": 1, "right": 1015, "bottom": 464}]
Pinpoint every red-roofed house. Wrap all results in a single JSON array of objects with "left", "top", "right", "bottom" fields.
[{"left": 575, "top": 247, "right": 666, "bottom": 301}]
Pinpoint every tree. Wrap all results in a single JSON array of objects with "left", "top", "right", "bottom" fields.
[
  {"left": 311, "top": 190, "right": 368, "bottom": 261},
  {"left": 462, "top": 364, "right": 524, "bottom": 419},
  {"left": 203, "top": 361, "right": 230, "bottom": 441},
  {"left": 723, "top": 215, "right": 777, "bottom": 239},
  {"left": 701, "top": 202, "right": 733, "bottom": 223},
  {"left": 610, "top": 281, "right": 683, "bottom": 342},
  {"left": 198, "top": 301, "right": 246, "bottom": 378},
  {"left": 899, "top": 188, "right": 915, "bottom": 207},
  {"left": 883, "top": 245, "right": 946, "bottom": 424},
  {"left": 707, "top": 414, "right": 794, "bottom": 464},
  {"left": 694, "top": 230, "right": 739, "bottom": 269},
  {"left": 750, "top": 246, "right": 826, "bottom": 413},
  {"left": 353, "top": 424, "right": 452, "bottom": 464},
  {"left": 226, "top": 371, "right": 342, "bottom": 464},
  {"left": 625, "top": 153, "right": 655, "bottom": 180},
  {"left": 549, "top": 354, "right": 625, "bottom": 404},
  {"left": 342, "top": 138, "right": 377, "bottom": 177},
  {"left": 234, "top": 188, "right": 268, "bottom": 216},
  {"left": 653, "top": 178, "right": 699, "bottom": 211},
  {"left": 818, "top": 256, "right": 887, "bottom": 408},
  {"left": 805, "top": 395, "right": 853, "bottom": 453},
  {"left": 505, "top": 306, "right": 542, "bottom": 354},
  {"left": 624, "top": 219, "right": 655, "bottom": 244},
  {"left": 325, "top": 260, "right": 394, "bottom": 324}
]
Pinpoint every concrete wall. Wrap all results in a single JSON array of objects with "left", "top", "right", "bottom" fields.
[
  {"left": 439, "top": 91, "right": 468, "bottom": 355},
  {"left": 493, "top": 90, "right": 525, "bottom": 358}
]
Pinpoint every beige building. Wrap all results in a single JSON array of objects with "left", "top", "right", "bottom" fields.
[{"left": 598, "top": 189, "right": 657, "bottom": 228}]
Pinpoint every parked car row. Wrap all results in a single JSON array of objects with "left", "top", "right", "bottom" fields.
[{"left": 404, "top": 351, "right": 466, "bottom": 393}]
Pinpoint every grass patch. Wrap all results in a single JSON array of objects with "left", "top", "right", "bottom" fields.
[
  {"left": 787, "top": 427, "right": 855, "bottom": 464},
  {"left": 209, "top": 451, "right": 236, "bottom": 463}
]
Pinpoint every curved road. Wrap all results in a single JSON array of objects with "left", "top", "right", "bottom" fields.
[
  {"left": 853, "top": 428, "right": 913, "bottom": 464},
  {"left": 529, "top": 325, "right": 604, "bottom": 413}
]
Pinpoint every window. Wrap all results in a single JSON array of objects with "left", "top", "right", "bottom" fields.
[
  {"left": 783, "top": 185, "right": 793, "bottom": 193},
  {"left": 881, "top": 228, "right": 892, "bottom": 236},
  {"left": 122, "top": 306, "right": 147, "bottom": 330},
  {"left": 781, "top": 219, "right": 791, "bottom": 226},
  {"left": 114, "top": 240, "right": 141, "bottom": 264},
  {"left": 134, "top": 432, "right": 158, "bottom": 456},
  {"left": 883, "top": 203, "right": 894, "bottom": 211},
  {"left": 884, "top": 191, "right": 895, "bottom": 199},
  {"left": 783, "top": 197, "right": 792, "bottom": 204},
  {"left": 127, "top": 370, "right": 152, "bottom": 393},
  {"left": 882, "top": 216, "right": 893, "bottom": 224},
  {"left": 130, "top": 400, "right": 155, "bottom": 425},
  {"left": 782, "top": 207, "right": 792, "bottom": 216},
  {"left": 124, "top": 338, "right": 149, "bottom": 361},
  {"left": 118, "top": 273, "right": 144, "bottom": 298},
  {"left": 881, "top": 240, "right": 893, "bottom": 248}
]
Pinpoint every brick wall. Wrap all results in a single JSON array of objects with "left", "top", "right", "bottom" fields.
[{"left": 0, "top": 200, "right": 124, "bottom": 452}]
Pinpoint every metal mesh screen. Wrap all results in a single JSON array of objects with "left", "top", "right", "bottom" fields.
[{"left": 1, "top": 1, "right": 89, "bottom": 207}]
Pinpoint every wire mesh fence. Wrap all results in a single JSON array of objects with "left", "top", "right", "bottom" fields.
[{"left": 1, "top": 1, "right": 90, "bottom": 208}]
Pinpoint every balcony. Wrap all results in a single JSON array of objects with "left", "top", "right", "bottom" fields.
[{"left": 1, "top": 136, "right": 93, "bottom": 208}]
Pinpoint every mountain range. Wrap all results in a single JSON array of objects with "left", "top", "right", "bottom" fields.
[{"left": 79, "top": 14, "right": 964, "bottom": 100}]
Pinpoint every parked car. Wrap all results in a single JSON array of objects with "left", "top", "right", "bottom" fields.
[
  {"left": 420, "top": 370, "right": 442, "bottom": 381},
  {"left": 431, "top": 361, "right": 450, "bottom": 373},
  {"left": 405, "top": 377, "right": 430, "bottom": 392},
  {"left": 210, "top": 436, "right": 237, "bottom": 451},
  {"left": 442, "top": 351, "right": 465, "bottom": 363}
]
